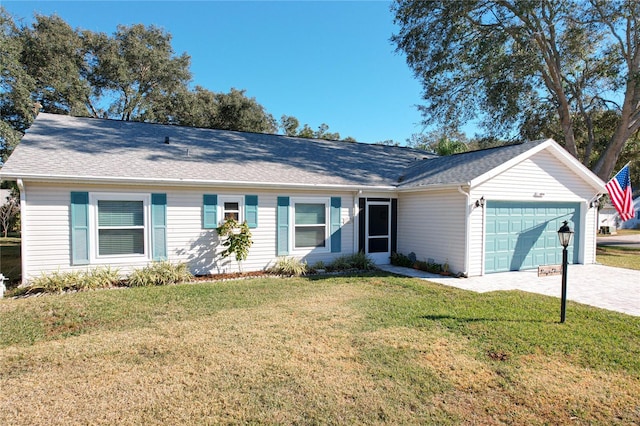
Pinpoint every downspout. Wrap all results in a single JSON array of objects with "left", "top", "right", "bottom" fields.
[
  {"left": 16, "top": 179, "right": 27, "bottom": 285},
  {"left": 457, "top": 185, "right": 470, "bottom": 277},
  {"left": 353, "top": 190, "right": 362, "bottom": 254}
]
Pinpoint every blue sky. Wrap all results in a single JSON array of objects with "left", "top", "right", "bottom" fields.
[{"left": 3, "top": 0, "right": 432, "bottom": 144}]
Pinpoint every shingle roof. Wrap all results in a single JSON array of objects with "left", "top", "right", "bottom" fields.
[
  {"left": 397, "top": 139, "right": 549, "bottom": 188},
  {"left": 0, "top": 113, "right": 575, "bottom": 191},
  {"left": 0, "top": 113, "right": 434, "bottom": 188}
]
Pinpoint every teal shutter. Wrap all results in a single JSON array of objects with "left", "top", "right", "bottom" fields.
[
  {"left": 151, "top": 193, "right": 167, "bottom": 260},
  {"left": 70, "top": 192, "right": 90, "bottom": 265},
  {"left": 330, "top": 197, "right": 341, "bottom": 253},
  {"left": 277, "top": 196, "right": 289, "bottom": 255},
  {"left": 203, "top": 194, "right": 218, "bottom": 229},
  {"left": 245, "top": 195, "right": 258, "bottom": 228}
]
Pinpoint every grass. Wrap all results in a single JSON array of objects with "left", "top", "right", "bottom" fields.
[
  {"left": 1, "top": 273, "right": 639, "bottom": 425},
  {"left": 596, "top": 245, "right": 640, "bottom": 270},
  {"left": 0, "top": 237, "right": 21, "bottom": 285}
]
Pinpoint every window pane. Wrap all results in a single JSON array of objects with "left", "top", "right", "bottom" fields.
[
  {"left": 99, "top": 229, "right": 144, "bottom": 255},
  {"left": 368, "top": 237, "right": 388, "bottom": 253},
  {"left": 295, "top": 203, "right": 325, "bottom": 225},
  {"left": 295, "top": 226, "right": 325, "bottom": 248},
  {"left": 98, "top": 201, "right": 143, "bottom": 226},
  {"left": 368, "top": 204, "right": 389, "bottom": 236},
  {"left": 224, "top": 202, "right": 239, "bottom": 211},
  {"left": 224, "top": 212, "right": 239, "bottom": 220}
]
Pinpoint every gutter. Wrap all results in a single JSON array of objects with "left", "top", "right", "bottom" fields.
[
  {"left": 0, "top": 173, "right": 397, "bottom": 193},
  {"left": 457, "top": 185, "right": 471, "bottom": 276},
  {"left": 16, "top": 179, "right": 27, "bottom": 285}
]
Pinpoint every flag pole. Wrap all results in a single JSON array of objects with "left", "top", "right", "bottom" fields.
[{"left": 609, "top": 162, "right": 631, "bottom": 181}]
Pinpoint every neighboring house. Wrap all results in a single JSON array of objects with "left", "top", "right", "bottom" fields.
[
  {"left": 0, "top": 113, "right": 606, "bottom": 283},
  {"left": 598, "top": 203, "right": 620, "bottom": 233}
]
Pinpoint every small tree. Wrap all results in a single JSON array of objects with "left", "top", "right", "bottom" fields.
[
  {"left": 215, "top": 218, "right": 253, "bottom": 272},
  {"left": 0, "top": 194, "right": 19, "bottom": 237}
]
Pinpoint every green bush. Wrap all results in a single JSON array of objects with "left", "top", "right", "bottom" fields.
[
  {"left": 390, "top": 252, "right": 414, "bottom": 268},
  {"left": 326, "top": 252, "right": 376, "bottom": 272},
  {"left": 268, "top": 257, "right": 308, "bottom": 277},
  {"left": 127, "top": 262, "right": 193, "bottom": 287},
  {"left": 413, "top": 260, "right": 442, "bottom": 273},
  {"left": 25, "top": 267, "right": 122, "bottom": 294}
]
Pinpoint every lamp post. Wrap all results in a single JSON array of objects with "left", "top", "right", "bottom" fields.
[{"left": 557, "top": 220, "right": 574, "bottom": 323}]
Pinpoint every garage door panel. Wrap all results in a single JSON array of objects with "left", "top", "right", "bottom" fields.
[{"left": 485, "top": 201, "right": 579, "bottom": 273}]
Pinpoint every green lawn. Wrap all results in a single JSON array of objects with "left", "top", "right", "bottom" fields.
[
  {"left": 1, "top": 274, "right": 638, "bottom": 425},
  {"left": 0, "top": 237, "right": 20, "bottom": 285}
]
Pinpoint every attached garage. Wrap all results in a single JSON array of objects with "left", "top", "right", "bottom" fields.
[
  {"left": 484, "top": 201, "right": 579, "bottom": 273},
  {"left": 396, "top": 138, "right": 606, "bottom": 277}
]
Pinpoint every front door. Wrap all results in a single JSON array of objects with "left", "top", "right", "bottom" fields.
[{"left": 366, "top": 201, "right": 391, "bottom": 264}]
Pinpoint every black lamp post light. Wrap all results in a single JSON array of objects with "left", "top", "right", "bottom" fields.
[{"left": 557, "top": 220, "right": 574, "bottom": 323}]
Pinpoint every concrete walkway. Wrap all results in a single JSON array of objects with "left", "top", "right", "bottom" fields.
[{"left": 377, "top": 264, "right": 640, "bottom": 317}]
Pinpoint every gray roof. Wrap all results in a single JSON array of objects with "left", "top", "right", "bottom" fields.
[
  {"left": 397, "top": 139, "right": 549, "bottom": 188},
  {"left": 0, "top": 113, "right": 434, "bottom": 188},
  {"left": 0, "top": 112, "right": 550, "bottom": 190}
]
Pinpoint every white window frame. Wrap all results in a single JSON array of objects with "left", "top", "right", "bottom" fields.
[
  {"left": 290, "top": 196, "right": 331, "bottom": 254},
  {"left": 219, "top": 195, "right": 244, "bottom": 224},
  {"left": 88, "top": 193, "right": 151, "bottom": 263}
]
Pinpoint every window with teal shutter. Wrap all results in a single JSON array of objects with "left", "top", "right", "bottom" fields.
[
  {"left": 330, "top": 197, "right": 341, "bottom": 253},
  {"left": 203, "top": 194, "right": 218, "bottom": 229},
  {"left": 97, "top": 200, "right": 145, "bottom": 256},
  {"left": 70, "top": 192, "right": 90, "bottom": 265},
  {"left": 151, "top": 193, "right": 167, "bottom": 260},
  {"left": 277, "top": 196, "right": 289, "bottom": 255},
  {"left": 245, "top": 195, "right": 258, "bottom": 228}
]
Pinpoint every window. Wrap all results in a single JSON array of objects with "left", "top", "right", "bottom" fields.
[
  {"left": 223, "top": 201, "right": 240, "bottom": 221},
  {"left": 97, "top": 200, "right": 144, "bottom": 255},
  {"left": 89, "top": 193, "right": 151, "bottom": 261},
  {"left": 293, "top": 199, "right": 329, "bottom": 250},
  {"left": 220, "top": 196, "right": 243, "bottom": 223}
]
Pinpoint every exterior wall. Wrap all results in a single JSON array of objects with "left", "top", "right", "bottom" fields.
[
  {"left": 468, "top": 150, "right": 600, "bottom": 276},
  {"left": 21, "top": 182, "right": 356, "bottom": 282},
  {"left": 396, "top": 189, "right": 467, "bottom": 275}
]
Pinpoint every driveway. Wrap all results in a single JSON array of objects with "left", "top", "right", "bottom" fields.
[{"left": 378, "top": 264, "right": 640, "bottom": 317}]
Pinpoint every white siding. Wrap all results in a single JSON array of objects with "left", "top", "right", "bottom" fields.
[
  {"left": 468, "top": 150, "right": 600, "bottom": 276},
  {"left": 21, "top": 183, "right": 356, "bottom": 281},
  {"left": 397, "top": 190, "right": 466, "bottom": 274}
]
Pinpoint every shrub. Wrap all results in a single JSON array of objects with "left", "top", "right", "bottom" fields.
[
  {"left": 326, "top": 252, "right": 376, "bottom": 272},
  {"left": 24, "top": 266, "right": 122, "bottom": 294},
  {"left": 81, "top": 267, "right": 122, "bottom": 290},
  {"left": 127, "top": 262, "right": 193, "bottom": 287},
  {"left": 268, "top": 257, "right": 308, "bottom": 276},
  {"left": 413, "top": 260, "right": 442, "bottom": 273},
  {"left": 390, "top": 252, "right": 414, "bottom": 268}
]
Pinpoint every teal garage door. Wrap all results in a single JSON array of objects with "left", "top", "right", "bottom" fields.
[{"left": 485, "top": 201, "right": 579, "bottom": 273}]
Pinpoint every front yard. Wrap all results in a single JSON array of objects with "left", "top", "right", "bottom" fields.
[{"left": 1, "top": 274, "right": 638, "bottom": 425}]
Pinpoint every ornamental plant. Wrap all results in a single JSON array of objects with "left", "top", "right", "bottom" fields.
[{"left": 216, "top": 218, "right": 253, "bottom": 269}]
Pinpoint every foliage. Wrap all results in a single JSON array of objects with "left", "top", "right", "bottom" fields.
[
  {"left": 267, "top": 257, "right": 308, "bottom": 277},
  {"left": 127, "top": 261, "right": 193, "bottom": 287},
  {"left": 392, "top": 0, "right": 640, "bottom": 180},
  {"left": 279, "top": 114, "right": 354, "bottom": 141},
  {"left": 216, "top": 218, "right": 253, "bottom": 264},
  {"left": 24, "top": 266, "right": 122, "bottom": 294},
  {"left": 326, "top": 252, "right": 376, "bottom": 272},
  {"left": 0, "top": 9, "right": 279, "bottom": 147},
  {"left": 390, "top": 252, "right": 414, "bottom": 268},
  {"left": 413, "top": 259, "right": 443, "bottom": 274},
  {"left": 127, "top": 261, "right": 192, "bottom": 287},
  {"left": 0, "top": 189, "right": 19, "bottom": 237}
]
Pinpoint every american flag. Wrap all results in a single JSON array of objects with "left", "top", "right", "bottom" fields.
[{"left": 605, "top": 164, "right": 635, "bottom": 221}]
